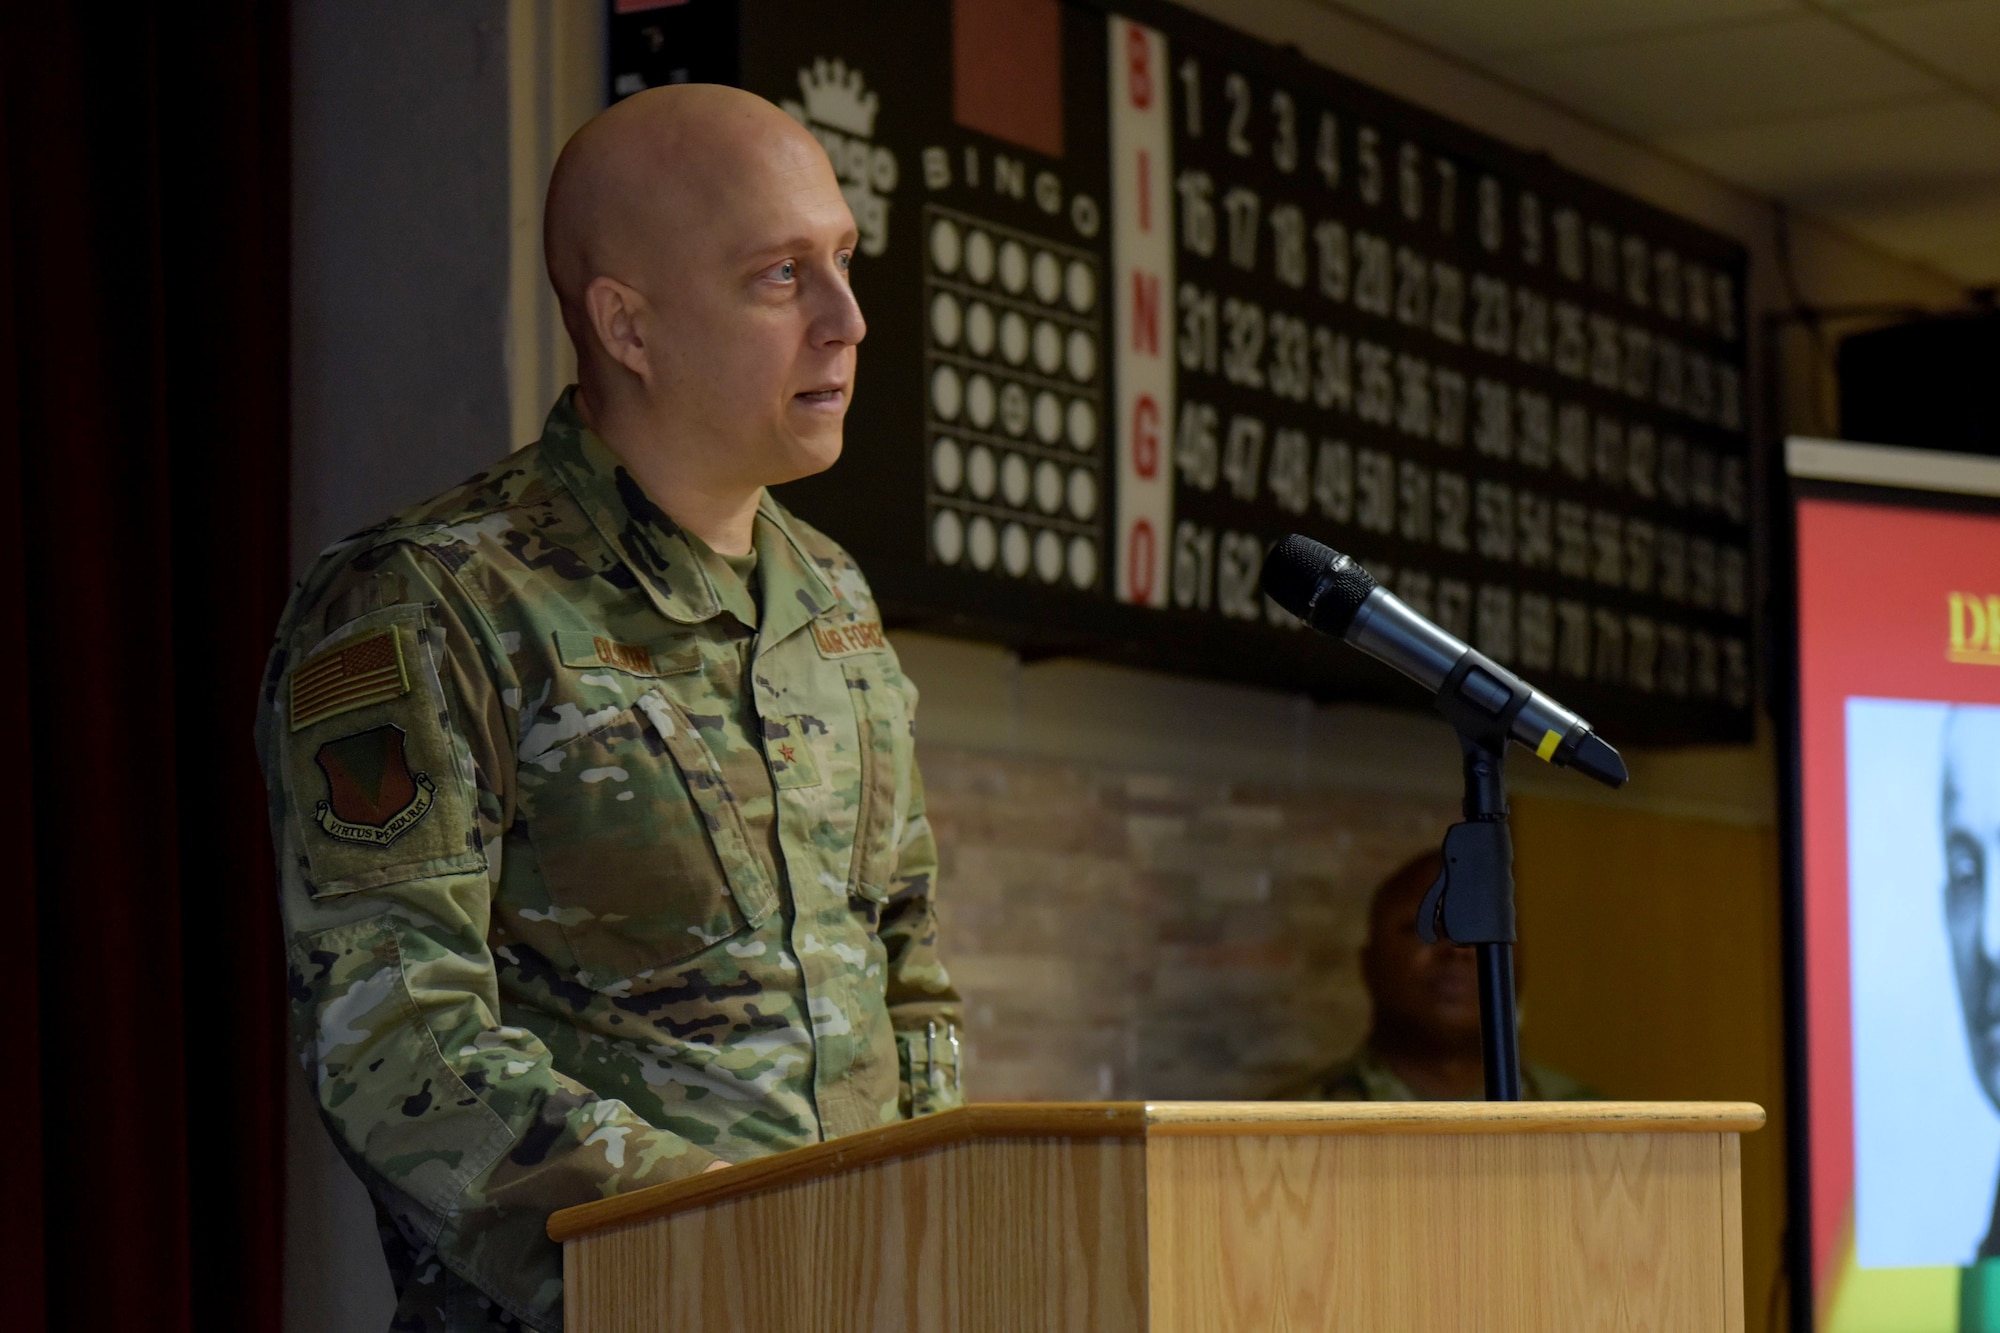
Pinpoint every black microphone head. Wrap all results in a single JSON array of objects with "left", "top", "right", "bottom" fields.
[
  {"left": 1260, "top": 534, "right": 1378, "bottom": 635},
  {"left": 1568, "top": 731, "right": 1629, "bottom": 789}
]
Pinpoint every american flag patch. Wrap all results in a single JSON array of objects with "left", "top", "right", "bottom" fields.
[{"left": 290, "top": 629, "right": 411, "bottom": 731}]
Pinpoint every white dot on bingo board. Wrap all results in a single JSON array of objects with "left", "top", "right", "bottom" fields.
[
  {"left": 1032, "top": 251, "right": 1062, "bottom": 305},
  {"left": 1067, "top": 467, "right": 1098, "bottom": 519},
  {"left": 929, "top": 218, "right": 962, "bottom": 275},
  {"left": 1065, "top": 260, "right": 1096, "bottom": 313},
  {"left": 1033, "top": 321, "right": 1063, "bottom": 375},
  {"left": 1034, "top": 528, "right": 1064, "bottom": 583},
  {"left": 1034, "top": 459, "right": 1063, "bottom": 514},
  {"left": 1068, "top": 535, "right": 1098, "bottom": 588},
  {"left": 966, "top": 374, "right": 996, "bottom": 429},
  {"left": 1000, "top": 452, "right": 1031, "bottom": 508},
  {"left": 1033, "top": 391, "right": 1062, "bottom": 444},
  {"left": 930, "top": 365, "right": 962, "bottom": 420},
  {"left": 929, "top": 292, "right": 963, "bottom": 348},
  {"left": 964, "top": 230, "right": 995, "bottom": 284},
  {"left": 967, "top": 445, "right": 997, "bottom": 500},
  {"left": 1066, "top": 398, "right": 1097, "bottom": 450},
  {"left": 1000, "top": 311, "right": 1029, "bottom": 365},
  {"left": 931, "top": 508, "right": 964, "bottom": 564},
  {"left": 967, "top": 515, "right": 997, "bottom": 570},
  {"left": 931, "top": 437, "right": 964, "bottom": 492},
  {"left": 1066, "top": 330, "right": 1096, "bottom": 382},
  {"left": 1001, "top": 522, "right": 1030, "bottom": 576},
  {"left": 965, "top": 302, "right": 996, "bottom": 358},
  {"left": 998, "top": 240, "right": 1029, "bottom": 294}
]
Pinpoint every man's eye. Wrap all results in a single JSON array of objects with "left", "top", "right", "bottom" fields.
[
  {"left": 1948, "top": 833, "right": 1984, "bottom": 890},
  {"left": 837, "top": 251, "right": 852, "bottom": 273},
  {"left": 775, "top": 261, "right": 797, "bottom": 281}
]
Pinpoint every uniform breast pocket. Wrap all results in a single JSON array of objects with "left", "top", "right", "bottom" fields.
[
  {"left": 844, "top": 662, "right": 909, "bottom": 906},
  {"left": 517, "top": 685, "right": 777, "bottom": 990}
]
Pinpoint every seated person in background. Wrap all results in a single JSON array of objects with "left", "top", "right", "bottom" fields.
[{"left": 1282, "top": 850, "right": 1595, "bottom": 1101}]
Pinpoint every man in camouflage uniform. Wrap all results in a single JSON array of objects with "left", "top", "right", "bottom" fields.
[
  {"left": 1280, "top": 851, "right": 1591, "bottom": 1101},
  {"left": 257, "top": 86, "right": 962, "bottom": 1331}
]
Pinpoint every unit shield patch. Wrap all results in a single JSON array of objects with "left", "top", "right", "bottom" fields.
[{"left": 313, "top": 724, "right": 436, "bottom": 846}]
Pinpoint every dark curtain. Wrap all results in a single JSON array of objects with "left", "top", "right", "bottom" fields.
[{"left": 2, "top": 4, "right": 290, "bottom": 1331}]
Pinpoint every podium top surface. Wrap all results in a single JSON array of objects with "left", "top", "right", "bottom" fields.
[{"left": 546, "top": 1100, "right": 1763, "bottom": 1243}]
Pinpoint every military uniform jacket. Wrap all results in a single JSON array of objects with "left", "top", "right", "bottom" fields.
[
  {"left": 257, "top": 395, "right": 963, "bottom": 1332},
  {"left": 1282, "top": 1043, "right": 1594, "bottom": 1102}
]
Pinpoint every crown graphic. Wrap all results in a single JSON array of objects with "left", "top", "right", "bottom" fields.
[{"left": 798, "top": 58, "right": 878, "bottom": 137}]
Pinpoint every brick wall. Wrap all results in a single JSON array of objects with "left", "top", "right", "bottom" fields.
[{"left": 920, "top": 742, "right": 1460, "bottom": 1102}]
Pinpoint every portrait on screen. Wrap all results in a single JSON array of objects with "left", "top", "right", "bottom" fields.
[{"left": 1849, "top": 698, "right": 2000, "bottom": 1269}]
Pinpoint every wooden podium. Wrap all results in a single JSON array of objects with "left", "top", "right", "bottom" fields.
[{"left": 549, "top": 1100, "right": 1762, "bottom": 1332}]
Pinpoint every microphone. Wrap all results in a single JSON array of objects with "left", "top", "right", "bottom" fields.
[{"left": 1261, "top": 534, "right": 1628, "bottom": 788}]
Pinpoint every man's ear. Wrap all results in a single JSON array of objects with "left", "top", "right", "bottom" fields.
[{"left": 583, "top": 276, "right": 651, "bottom": 381}]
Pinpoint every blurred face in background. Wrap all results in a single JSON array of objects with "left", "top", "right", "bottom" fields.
[
  {"left": 1945, "top": 707, "right": 2000, "bottom": 1110},
  {"left": 1362, "top": 853, "right": 1482, "bottom": 1050}
]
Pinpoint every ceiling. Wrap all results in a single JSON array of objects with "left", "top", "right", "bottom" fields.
[{"left": 1314, "top": 0, "right": 2000, "bottom": 287}]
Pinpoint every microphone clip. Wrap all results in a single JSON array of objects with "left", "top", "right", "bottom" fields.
[
  {"left": 1416, "top": 728, "right": 1519, "bottom": 947},
  {"left": 1432, "top": 648, "right": 1532, "bottom": 747},
  {"left": 1416, "top": 816, "right": 1518, "bottom": 946}
]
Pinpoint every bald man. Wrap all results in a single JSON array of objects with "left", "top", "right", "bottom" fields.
[{"left": 257, "top": 86, "right": 962, "bottom": 1332}]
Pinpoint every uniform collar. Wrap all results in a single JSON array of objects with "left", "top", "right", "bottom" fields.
[
  {"left": 751, "top": 489, "right": 841, "bottom": 649},
  {"left": 537, "top": 390, "right": 837, "bottom": 636},
  {"left": 1347, "top": 1044, "right": 1420, "bottom": 1101},
  {"left": 1349, "top": 1043, "right": 1541, "bottom": 1101}
]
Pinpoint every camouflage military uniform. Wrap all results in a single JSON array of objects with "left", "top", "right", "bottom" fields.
[
  {"left": 256, "top": 392, "right": 964, "bottom": 1332},
  {"left": 1282, "top": 1043, "right": 1594, "bottom": 1101}
]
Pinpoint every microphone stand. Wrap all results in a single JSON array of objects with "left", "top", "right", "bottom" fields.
[{"left": 1418, "top": 685, "right": 1525, "bottom": 1101}]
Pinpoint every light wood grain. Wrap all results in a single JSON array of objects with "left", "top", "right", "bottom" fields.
[
  {"left": 1142, "top": 1098, "right": 1767, "bottom": 1135},
  {"left": 565, "top": 1135, "right": 1147, "bottom": 1333},
  {"left": 1721, "top": 1132, "right": 1746, "bottom": 1333},
  {"left": 1145, "top": 1128, "right": 1743, "bottom": 1332},
  {"left": 550, "top": 1102, "right": 1143, "bottom": 1241},
  {"left": 560, "top": 1102, "right": 1755, "bottom": 1332},
  {"left": 552, "top": 1100, "right": 1761, "bottom": 1241}
]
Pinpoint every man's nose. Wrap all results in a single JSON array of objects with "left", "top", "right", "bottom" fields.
[
  {"left": 1982, "top": 860, "right": 2000, "bottom": 962},
  {"left": 812, "top": 271, "right": 867, "bottom": 348}
]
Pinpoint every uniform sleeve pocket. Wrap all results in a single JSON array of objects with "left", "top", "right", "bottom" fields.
[
  {"left": 844, "top": 664, "right": 905, "bottom": 905},
  {"left": 289, "top": 915, "right": 513, "bottom": 1220},
  {"left": 280, "top": 604, "right": 486, "bottom": 897}
]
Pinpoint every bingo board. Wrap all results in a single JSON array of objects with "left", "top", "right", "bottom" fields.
[{"left": 609, "top": 0, "right": 1756, "bottom": 744}]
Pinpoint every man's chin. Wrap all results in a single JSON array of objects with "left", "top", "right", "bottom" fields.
[
  {"left": 768, "top": 430, "right": 844, "bottom": 486},
  {"left": 1414, "top": 1019, "right": 1484, "bottom": 1048}
]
